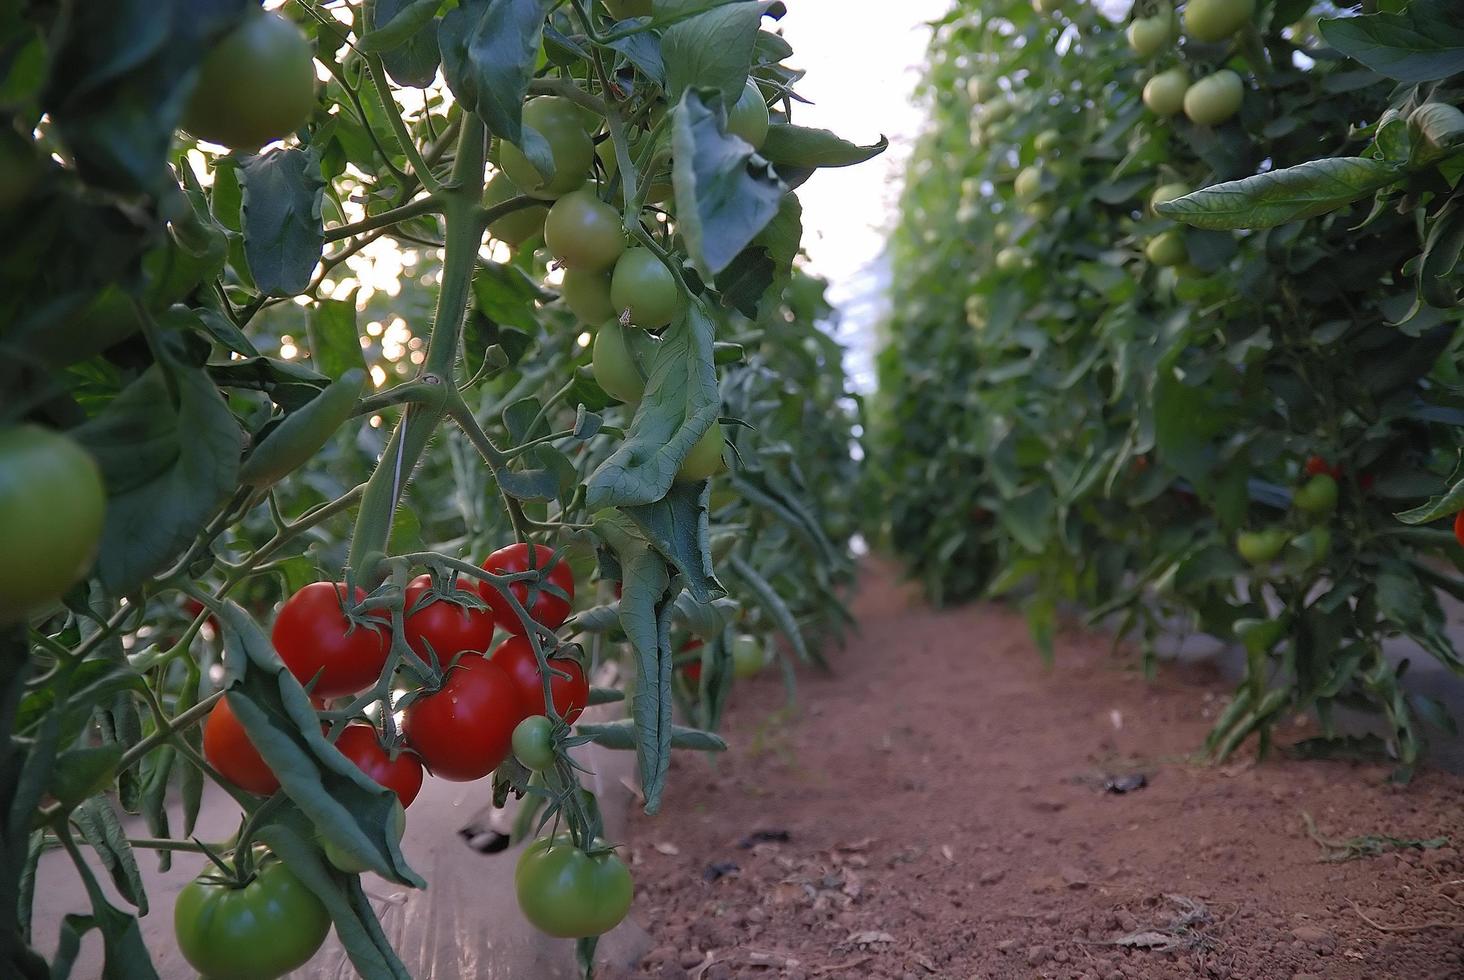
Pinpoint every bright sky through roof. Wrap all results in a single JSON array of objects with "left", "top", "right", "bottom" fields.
[{"left": 777, "top": 0, "right": 952, "bottom": 392}]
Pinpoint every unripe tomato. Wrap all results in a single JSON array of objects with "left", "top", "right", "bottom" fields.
[
  {"left": 1033, "top": 129, "right": 1061, "bottom": 154},
  {"left": 1127, "top": 11, "right": 1173, "bottom": 57},
  {"left": 726, "top": 78, "right": 770, "bottom": 149},
  {"left": 1031, "top": 0, "right": 1063, "bottom": 14},
  {"left": 203, "top": 698, "right": 281, "bottom": 796},
  {"left": 1292, "top": 473, "right": 1338, "bottom": 517},
  {"left": 610, "top": 247, "right": 681, "bottom": 328},
  {"left": 676, "top": 422, "right": 726, "bottom": 482},
  {"left": 1236, "top": 528, "right": 1289, "bottom": 565},
  {"left": 479, "top": 542, "right": 576, "bottom": 634},
  {"left": 1142, "top": 68, "right": 1189, "bottom": 117},
  {"left": 334, "top": 723, "right": 424, "bottom": 808},
  {"left": 1014, "top": 166, "right": 1043, "bottom": 200},
  {"left": 403, "top": 574, "right": 496, "bottom": 664},
  {"left": 272, "top": 583, "right": 389, "bottom": 698},
  {"left": 484, "top": 173, "right": 549, "bottom": 246},
  {"left": 175, "top": 858, "right": 330, "bottom": 979},
  {"left": 995, "top": 246, "right": 1028, "bottom": 273},
  {"left": 562, "top": 268, "right": 617, "bottom": 323},
  {"left": 512, "top": 715, "right": 557, "bottom": 771},
  {"left": 1024, "top": 198, "right": 1054, "bottom": 219},
  {"left": 181, "top": 10, "right": 316, "bottom": 149},
  {"left": 1184, "top": 70, "right": 1244, "bottom": 126},
  {"left": 967, "top": 76, "right": 994, "bottom": 102},
  {"left": 993, "top": 220, "right": 1012, "bottom": 239},
  {"left": 1184, "top": 0, "right": 1255, "bottom": 43},
  {"left": 544, "top": 190, "right": 625, "bottom": 271},
  {"left": 731, "top": 634, "right": 769, "bottom": 679},
  {"left": 492, "top": 635, "right": 589, "bottom": 722},
  {"left": 1149, "top": 182, "right": 1191, "bottom": 214},
  {"left": 0, "top": 426, "right": 106, "bottom": 624},
  {"left": 515, "top": 835, "right": 634, "bottom": 938},
  {"left": 402, "top": 655, "right": 524, "bottom": 781},
  {"left": 592, "top": 322, "right": 657, "bottom": 404},
  {"left": 1145, "top": 229, "right": 1188, "bottom": 267},
  {"left": 1289, "top": 526, "right": 1332, "bottom": 568},
  {"left": 501, "top": 97, "right": 596, "bottom": 199}
]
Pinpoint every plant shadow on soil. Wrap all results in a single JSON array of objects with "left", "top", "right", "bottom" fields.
[{"left": 603, "top": 559, "right": 1464, "bottom": 980}]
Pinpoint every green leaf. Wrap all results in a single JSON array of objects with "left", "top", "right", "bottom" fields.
[
  {"left": 50, "top": 894, "right": 159, "bottom": 980},
  {"left": 671, "top": 89, "right": 787, "bottom": 275},
  {"left": 661, "top": 2, "right": 777, "bottom": 104},
  {"left": 240, "top": 147, "right": 326, "bottom": 297},
  {"left": 361, "top": 0, "right": 443, "bottom": 55},
  {"left": 46, "top": 744, "right": 124, "bottom": 812},
  {"left": 759, "top": 124, "right": 887, "bottom": 188},
  {"left": 576, "top": 720, "right": 727, "bottom": 752},
  {"left": 240, "top": 368, "right": 365, "bottom": 487},
  {"left": 71, "top": 797, "right": 147, "bottom": 915},
  {"left": 74, "top": 364, "right": 243, "bottom": 594},
  {"left": 438, "top": 0, "right": 548, "bottom": 143},
  {"left": 1418, "top": 197, "right": 1464, "bottom": 310},
  {"left": 1318, "top": 2, "right": 1464, "bottom": 83},
  {"left": 586, "top": 305, "right": 719, "bottom": 509},
  {"left": 307, "top": 296, "right": 367, "bottom": 379},
  {"left": 728, "top": 552, "right": 820, "bottom": 667},
  {"left": 1155, "top": 158, "right": 1401, "bottom": 230},
  {"left": 1395, "top": 454, "right": 1464, "bottom": 524},
  {"left": 625, "top": 480, "right": 724, "bottom": 602}
]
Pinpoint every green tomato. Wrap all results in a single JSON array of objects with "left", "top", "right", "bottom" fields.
[
  {"left": 1292, "top": 474, "right": 1338, "bottom": 517},
  {"left": 321, "top": 801, "right": 406, "bottom": 874},
  {"left": 174, "top": 858, "right": 331, "bottom": 980},
  {"left": 544, "top": 189, "right": 625, "bottom": 271},
  {"left": 1289, "top": 526, "right": 1333, "bottom": 568},
  {"left": 726, "top": 79, "right": 770, "bottom": 149},
  {"left": 1033, "top": 129, "right": 1061, "bottom": 154},
  {"left": 515, "top": 835, "right": 634, "bottom": 938},
  {"left": 993, "top": 220, "right": 1012, "bottom": 239},
  {"left": 1032, "top": 0, "right": 1063, "bottom": 13},
  {"left": 1149, "top": 181, "right": 1192, "bottom": 214},
  {"left": 181, "top": 10, "right": 316, "bottom": 150},
  {"left": 602, "top": 0, "right": 651, "bottom": 17},
  {"left": 1183, "top": 70, "right": 1244, "bottom": 127},
  {"left": 966, "top": 76, "right": 994, "bottom": 102},
  {"left": 731, "top": 634, "right": 769, "bottom": 680},
  {"left": 676, "top": 422, "right": 726, "bottom": 483},
  {"left": 484, "top": 173, "right": 550, "bottom": 246},
  {"left": 0, "top": 427, "right": 106, "bottom": 625},
  {"left": 1236, "top": 528, "right": 1289, "bottom": 565},
  {"left": 1145, "top": 229, "right": 1188, "bottom": 267},
  {"left": 978, "top": 99, "right": 1012, "bottom": 126},
  {"left": 563, "top": 268, "right": 617, "bottom": 323},
  {"left": 1127, "top": 11, "right": 1173, "bottom": 57},
  {"left": 1024, "top": 198, "right": 1054, "bottom": 219},
  {"left": 512, "top": 715, "right": 557, "bottom": 771},
  {"left": 1142, "top": 68, "right": 1189, "bottom": 117},
  {"left": 1184, "top": 0, "right": 1255, "bottom": 43},
  {"left": 1233, "top": 617, "right": 1286, "bottom": 655},
  {"left": 995, "top": 246, "right": 1027, "bottom": 273},
  {"left": 501, "top": 97, "right": 596, "bottom": 200},
  {"left": 1014, "top": 165, "right": 1043, "bottom": 200},
  {"left": 592, "top": 322, "right": 658, "bottom": 404},
  {"left": 610, "top": 247, "right": 681, "bottom": 328}
]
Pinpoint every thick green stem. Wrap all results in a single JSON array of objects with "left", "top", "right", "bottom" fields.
[{"left": 347, "top": 115, "right": 488, "bottom": 581}]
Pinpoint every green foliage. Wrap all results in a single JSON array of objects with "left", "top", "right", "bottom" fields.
[
  {"left": 874, "top": 0, "right": 1464, "bottom": 775},
  {"left": 1, "top": 1, "right": 869, "bottom": 976}
]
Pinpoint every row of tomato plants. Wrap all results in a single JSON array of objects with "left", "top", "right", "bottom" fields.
[
  {"left": 1, "top": 1, "right": 874, "bottom": 977},
  {"left": 874, "top": 0, "right": 1464, "bottom": 775}
]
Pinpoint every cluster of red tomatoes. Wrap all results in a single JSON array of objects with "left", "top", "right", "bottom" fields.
[{"left": 203, "top": 542, "right": 586, "bottom": 806}]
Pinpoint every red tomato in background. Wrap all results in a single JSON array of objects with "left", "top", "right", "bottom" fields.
[
  {"left": 203, "top": 698, "right": 279, "bottom": 796},
  {"left": 403, "top": 574, "right": 495, "bottom": 663},
  {"left": 402, "top": 655, "right": 524, "bottom": 781},
  {"left": 272, "top": 582, "right": 389, "bottom": 698},
  {"left": 335, "top": 723, "right": 424, "bottom": 807},
  {"left": 1304, "top": 455, "right": 1342, "bottom": 479},
  {"left": 678, "top": 639, "right": 704, "bottom": 684},
  {"left": 492, "top": 636, "right": 588, "bottom": 722},
  {"left": 479, "top": 543, "right": 575, "bottom": 635},
  {"left": 1454, "top": 510, "right": 1464, "bottom": 549}
]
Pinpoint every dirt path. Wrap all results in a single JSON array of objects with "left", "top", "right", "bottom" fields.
[{"left": 605, "top": 560, "right": 1464, "bottom": 980}]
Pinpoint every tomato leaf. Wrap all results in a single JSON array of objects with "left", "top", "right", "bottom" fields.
[
  {"left": 1155, "top": 158, "right": 1402, "bottom": 230},
  {"left": 727, "top": 552, "right": 820, "bottom": 667},
  {"left": 575, "top": 719, "right": 727, "bottom": 752},
  {"left": 1394, "top": 452, "right": 1464, "bottom": 525},
  {"left": 361, "top": 0, "right": 442, "bottom": 57},
  {"left": 759, "top": 124, "right": 888, "bottom": 189},
  {"left": 239, "top": 147, "right": 326, "bottom": 297},
  {"left": 50, "top": 894, "right": 159, "bottom": 980},
  {"left": 71, "top": 797, "right": 147, "bottom": 915},
  {"left": 586, "top": 305, "right": 719, "bottom": 509},
  {"left": 671, "top": 89, "right": 787, "bottom": 276},
  {"left": 438, "top": 0, "right": 548, "bottom": 143},
  {"left": 661, "top": 2, "right": 779, "bottom": 104},
  {"left": 625, "top": 479, "right": 723, "bottom": 602},
  {"left": 307, "top": 296, "right": 368, "bottom": 380},
  {"left": 75, "top": 364, "right": 242, "bottom": 595},
  {"left": 1318, "top": 2, "right": 1464, "bottom": 83}
]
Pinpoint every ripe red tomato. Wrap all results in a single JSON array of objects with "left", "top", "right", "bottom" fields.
[
  {"left": 1454, "top": 510, "right": 1464, "bottom": 549},
  {"left": 677, "top": 639, "right": 704, "bottom": 683},
  {"left": 402, "top": 655, "right": 524, "bottom": 781},
  {"left": 403, "top": 574, "right": 495, "bottom": 664},
  {"left": 203, "top": 698, "right": 279, "bottom": 796},
  {"left": 272, "top": 582, "right": 389, "bottom": 698},
  {"left": 491, "top": 636, "right": 588, "bottom": 722},
  {"left": 335, "top": 723, "right": 424, "bottom": 808},
  {"left": 479, "top": 543, "right": 575, "bottom": 635},
  {"left": 1304, "top": 456, "right": 1341, "bottom": 479}
]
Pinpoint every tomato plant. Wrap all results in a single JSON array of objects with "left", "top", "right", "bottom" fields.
[
  {"left": 3, "top": 0, "right": 874, "bottom": 974},
  {"left": 174, "top": 857, "right": 332, "bottom": 980},
  {"left": 512, "top": 715, "right": 557, "bottom": 772},
  {"left": 514, "top": 835, "right": 634, "bottom": 939}
]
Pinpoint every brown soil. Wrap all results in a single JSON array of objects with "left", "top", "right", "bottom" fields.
[{"left": 604, "top": 559, "right": 1464, "bottom": 980}]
